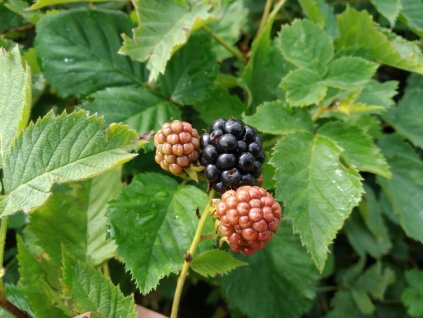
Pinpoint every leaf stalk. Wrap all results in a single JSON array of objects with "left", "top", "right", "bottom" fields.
[{"left": 203, "top": 27, "right": 247, "bottom": 64}]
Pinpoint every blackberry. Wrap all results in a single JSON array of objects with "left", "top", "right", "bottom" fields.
[{"left": 200, "top": 118, "right": 265, "bottom": 193}]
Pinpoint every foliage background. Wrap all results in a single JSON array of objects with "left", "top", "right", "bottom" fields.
[{"left": 0, "top": 0, "right": 423, "bottom": 317}]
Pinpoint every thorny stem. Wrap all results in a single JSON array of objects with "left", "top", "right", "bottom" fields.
[
  {"left": 203, "top": 27, "right": 247, "bottom": 64},
  {"left": 170, "top": 190, "right": 215, "bottom": 318},
  {"left": 257, "top": 0, "right": 273, "bottom": 36}
]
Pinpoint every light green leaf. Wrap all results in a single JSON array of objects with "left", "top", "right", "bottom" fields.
[
  {"left": 28, "top": 169, "right": 121, "bottom": 267},
  {"left": 281, "top": 68, "right": 327, "bottom": 107},
  {"left": 35, "top": 8, "right": 147, "bottom": 97},
  {"left": 0, "top": 110, "right": 138, "bottom": 217},
  {"left": 120, "top": 0, "right": 217, "bottom": 82},
  {"left": 221, "top": 221, "right": 319, "bottom": 318},
  {"left": 270, "top": 131, "right": 363, "bottom": 270},
  {"left": 193, "top": 88, "right": 244, "bottom": 123},
  {"left": 276, "top": 19, "right": 334, "bottom": 72},
  {"left": 298, "top": 0, "right": 325, "bottom": 26},
  {"left": 0, "top": 46, "right": 31, "bottom": 160},
  {"left": 28, "top": 0, "right": 124, "bottom": 10},
  {"left": 242, "top": 100, "right": 313, "bottom": 135},
  {"left": 383, "top": 88, "right": 423, "bottom": 149},
  {"left": 377, "top": 135, "right": 423, "bottom": 243},
  {"left": 62, "top": 253, "right": 136, "bottom": 318},
  {"left": 402, "top": 270, "right": 423, "bottom": 317},
  {"left": 83, "top": 86, "right": 181, "bottom": 134},
  {"left": 191, "top": 250, "right": 247, "bottom": 278},
  {"left": 109, "top": 173, "right": 211, "bottom": 294},
  {"left": 158, "top": 33, "right": 218, "bottom": 105},
  {"left": 370, "top": 0, "right": 402, "bottom": 26},
  {"left": 344, "top": 185, "right": 391, "bottom": 258},
  {"left": 324, "top": 56, "right": 378, "bottom": 90},
  {"left": 17, "top": 236, "right": 68, "bottom": 318},
  {"left": 318, "top": 121, "right": 391, "bottom": 178},
  {"left": 356, "top": 80, "right": 398, "bottom": 109},
  {"left": 400, "top": 0, "right": 423, "bottom": 36},
  {"left": 336, "top": 7, "right": 423, "bottom": 74},
  {"left": 243, "top": 22, "right": 291, "bottom": 108}
]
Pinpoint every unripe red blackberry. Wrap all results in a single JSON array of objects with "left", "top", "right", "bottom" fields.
[
  {"left": 215, "top": 186, "right": 282, "bottom": 255},
  {"left": 154, "top": 120, "right": 200, "bottom": 176}
]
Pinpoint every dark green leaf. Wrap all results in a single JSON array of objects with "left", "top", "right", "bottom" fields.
[{"left": 402, "top": 270, "right": 423, "bottom": 317}]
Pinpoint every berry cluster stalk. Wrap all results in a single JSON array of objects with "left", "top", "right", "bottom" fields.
[{"left": 170, "top": 190, "right": 215, "bottom": 318}]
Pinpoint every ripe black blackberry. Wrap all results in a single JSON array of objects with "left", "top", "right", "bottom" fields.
[{"left": 200, "top": 118, "right": 264, "bottom": 193}]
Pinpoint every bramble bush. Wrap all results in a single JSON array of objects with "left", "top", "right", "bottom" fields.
[{"left": 0, "top": 0, "right": 423, "bottom": 317}]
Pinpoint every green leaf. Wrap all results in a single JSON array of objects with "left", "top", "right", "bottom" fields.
[
  {"left": 28, "top": 0, "right": 123, "bottom": 10},
  {"left": 377, "top": 135, "right": 423, "bottom": 243},
  {"left": 0, "top": 110, "right": 138, "bottom": 217},
  {"left": 356, "top": 80, "right": 398, "bottom": 109},
  {"left": 344, "top": 185, "right": 391, "bottom": 258},
  {"left": 28, "top": 169, "right": 121, "bottom": 267},
  {"left": 324, "top": 57, "right": 378, "bottom": 90},
  {"left": 276, "top": 19, "right": 334, "bottom": 73},
  {"left": 191, "top": 249, "right": 247, "bottom": 278},
  {"left": 298, "top": 0, "right": 326, "bottom": 26},
  {"left": 5, "top": 284, "right": 34, "bottom": 317},
  {"left": 17, "top": 236, "right": 68, "bottom": 318},
  {"left": 83, "top": 86, "right": 181, "bottom": 133},
  {"left": 35, "top": 8, "right": 147, "bottom": 97},
  {"left": 62, "top": 253, "right": 136, "bottom": 318},
  {"left": 336, "top": 7, "right": 423, "bottom": 74},
  {"left": 242, "top": 22, "right": 291, "bottom": 108},
  {"left": 0, "top": 46, "right": 31, "bottom": 160},
  {"left": 242, "top": 100, "right": 313, "bottom": 135},
  {"left": 400, "top": 0, "right": 423, "bottom": 36},
  {"left": 270, "top": 131, "right": 363, "bottom": 271},
  {"left": 109, "top": 173, "right": 210, "bottom": 294},
  {"left": 220, "top": 221, "right": 319, "bottom": 318},
  {"left": 318, "top": 121, "right": 391, "bottom": 178},
  {"left": 402, "top": 270, "right": 423, "bottom": 317},
  {"left": 370, "top": 0, "right": 402, "bottom": 26},
  {"left": 120, "top": 0, "right": 217, "bottom": 82},
  {"left": 281, "top": 68, "right": 327, "bottom": 107},
  {"left": 193, "top": 88, "right": 244, "bottom": 123},
  {"left": 383, "top": 88, "right": 423, "bottom": 149},
  {"left": 158, "top": 33, "right": 218, "bottom": 105}
]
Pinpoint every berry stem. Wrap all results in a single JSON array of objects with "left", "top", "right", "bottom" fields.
[{"left": 170, "top": 190, "right": 215, "bottom": 318}]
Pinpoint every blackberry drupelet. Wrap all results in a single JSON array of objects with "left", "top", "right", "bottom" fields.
[{"left": 200, "top": 118, "right": 264, "bottom": 193}]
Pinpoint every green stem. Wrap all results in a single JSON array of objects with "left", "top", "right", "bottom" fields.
[
  {"left": 257, "top": 0, "right": 273, "bottom": 36},
  {"left": 268, "top": 0, "right": 287, "bottom": 23},
  {"left": 203, "top": 27, "right": 247, "bottom": 64},
  {"left": 170, "top": 190, "right": 215, "bottom": 318},
  {"left": 311, "top": 104, "right": 327, "bottom": 122}
]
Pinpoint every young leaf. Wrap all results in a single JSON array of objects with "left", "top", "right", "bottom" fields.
[
  {"left": 120, "top": 0, "right": 217, "bottom": 82},
  {"left": 109, "top": 173, "right": 210, "bottom": 294},
  {"left": 193, "top": 88, "right": 245, "bottom": 124},
  {"left": 28, "top": 169, "right": 121, "bottom": 267},
  {"left": 191, "top": 250, "right": 247, "bottom": 278},
  {"left": 35, "top": 8, "right": 147, "bottom": 97},
  {"left": 318, "top": 121, "right": 391, "bottom": 178},
  {"left": 383, "top": 88, "right": 423, "bottom": 149},
  {"left": 220, "top": 221, "right": 319, "bottom": 318},
  {"left": 16, "top": 236, "right": 68, "bottom": 318},
  {"left": 0, "top": 46, "right": 31, "bottom": 159},
  {"left": 62, "top": 253, "right": 136, "bottom": 318},
  {"left": 83, "top": 86, "right": 181, "bottom": 133},
  {"left": 281, "top": 68, "right": 327, "bottom": 107},
  {"left": 276, "top": 19, "right": 334, "bottom": 73},
  {"left": 356, "top": 80, "right": 398, "bottom": 108},
  {"left": 402, "top": 270, "right": 423, "bottom": 317},
  {"left": 324, "top": 56, "right": 378, "bottom": 90},
  {"left": 0, "top": 110, "right": 138, "bottom": 217},
  {"left": 158, "top": 33, "right": 218, "bottom": 105},
  {"left": 336, "top": 7, "right": 423, "bottom": 74},
  {"left": 270, "top": 131, "right": 363, "bottom": 271},
  {"left": 377, "top": 135, "right": 423, "bottom": 243},
  {"left": 242, "top": 101, "right": 313, "bottom": 135},
  {"left": 370, "top": 0, "right": 402, "bottom": 26}
]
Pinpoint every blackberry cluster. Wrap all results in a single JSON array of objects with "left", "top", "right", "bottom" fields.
[
  {"left": 216, "top": 186, "right": 282, "bottom": 255},
  {"left": 200, "top": 118, "right": 264, "bottom": 194},
  {"left": 154, "top": 120, "right": 200, "bottom": 176}
]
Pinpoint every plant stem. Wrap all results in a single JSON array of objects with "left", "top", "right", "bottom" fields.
[
  {"left": 203, "top": 27, "right": 247, "bottom": 64},
  {"left": 312, "top": 105, "right": 327, "bottom": 122},
  {"left": 170, "top": 190, "right": 215, "bottom": 318},
  {"left": 268, "top": 0, "right": 287, "bottom": 23},
  {"left": 257, "top": 0, "right": 273, "bottom": 36}
]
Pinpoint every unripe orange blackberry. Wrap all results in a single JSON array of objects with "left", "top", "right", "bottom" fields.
[
  {"left": 215, "top": 186, "right": 282, "bottom": 255},
  {"left": 154, "top": 120, "right": 200, "bottom": 176}
]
